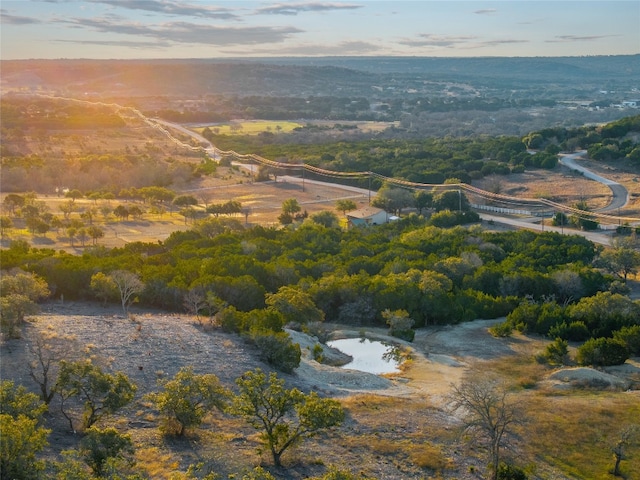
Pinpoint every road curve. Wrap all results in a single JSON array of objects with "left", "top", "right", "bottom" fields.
[{"left": 559, "top": 151, "right": 629, "bottom": 212}]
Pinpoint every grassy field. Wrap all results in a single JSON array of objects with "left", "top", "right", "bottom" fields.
[{"left": 194, "top": 120, "right": 303, "bottom": 135}]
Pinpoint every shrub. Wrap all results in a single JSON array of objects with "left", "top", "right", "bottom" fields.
[
  {"left": 497, "top": 462, "right": 528, "bottom": 480},
  {"left": 540, "top": 338, "right": 569, "bottom": 366},
  {"left": 490, "top": 321, "right": 513, "bottom": 338},
  {"left": 576, "top": 337, "right": 629, "bottom": 366},
  {"left": 613, "top": 325, "right": 640, "bottom": 356},
  {"left": 252, "top": 331, "right": 301, "bottom": 373},
  {"left": 548, "top": 321, "right": 590, "bottom": 341}
]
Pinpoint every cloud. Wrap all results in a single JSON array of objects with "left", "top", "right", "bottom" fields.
[
  {"left": 474, "top": 9, "right": 497, "bottom": 15},
  {"left": 398, "top": 34, "right": 528, "bottom": 52},
  {"left": 398, "top": 34, "right": 477, "bottom": 48},
  {"left": 547, "top": 34, "right": 617, "bottom": 43},
  {"left": 0, "top": 9, "right": 41, "bottom": 24},
  {"left": 481, "top": 39, "right": 528, "bottom": 46},
  {"left": 88, "top": 0, "right": 239, "bottom": 20},
  {"left": 222, "top": 40, "right": 380, "bottom": 56},
  {"left": 256, "top": 2, "right": 363, "bottom": 16},
  {"left": 55, "top": 38, "right": 170, "bottom": 49},
  {"left": 60, "top": 15, "right": 302, "bottom": 46}
]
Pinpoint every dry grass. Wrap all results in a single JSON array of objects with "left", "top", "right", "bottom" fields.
[{"left": 519, "top": 392, "right": 640, "bottom": 480}]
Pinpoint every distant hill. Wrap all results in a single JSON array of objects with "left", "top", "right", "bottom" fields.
[{"left": 2, "top": 56, "right": 638, "bottom": 98}]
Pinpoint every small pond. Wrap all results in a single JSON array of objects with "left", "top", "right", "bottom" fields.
[{"left": 326, "top": 338, "right": 401, "bottom": 374}]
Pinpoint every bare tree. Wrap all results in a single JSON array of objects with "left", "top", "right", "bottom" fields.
[
  {"left": 109, "top": 270, "right": 144, "bottom": 315},
  {"left": 28, "top": 332, "right": 73, "bottom": 405},
  {"left": 611, "top": 425, "right": 639, "bottom": 477},
  {"left": 183, "top": 287, "right": 206, "bottom": 318},
  {"left": 449, "top": 372, "right": 522, "bottom": 480}
]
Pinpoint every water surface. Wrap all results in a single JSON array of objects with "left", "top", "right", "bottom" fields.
[{"left": 326, "top": 338, "right": 401, "bottom": 374}]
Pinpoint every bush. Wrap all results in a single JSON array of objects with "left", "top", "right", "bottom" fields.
[
  {"left": 540, "top": 338, "right": 569, "bottom": 366},
  {"left": 497, "top": 462, "right": 528, "bottom": 480},
  {"left": 576, "top": 337, "right": 629, "bottom": 366},
  {"left": 490, "top": 321, "right": 513, "bottom": 338},
  {"left": 548, "top": 321, "right": 590, "bottom": 341},
  {"left": 252, "top": 331, "right": 301, "bottom": 373},
  {"left": 613, "top": 325, "right": 640, "bottom": 356}
]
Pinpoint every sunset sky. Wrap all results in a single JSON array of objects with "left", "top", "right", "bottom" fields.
[{"left": 1, "top": 1, "right": 638, "bottom": 60}]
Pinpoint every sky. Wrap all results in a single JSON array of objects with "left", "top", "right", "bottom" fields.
[{"left": 1, "top": 1, "right": 639, "bottom": 60}]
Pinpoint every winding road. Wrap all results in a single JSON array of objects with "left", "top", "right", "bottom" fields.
[{"left": 559, "top": 151, "right": 629, "bottom": 212}]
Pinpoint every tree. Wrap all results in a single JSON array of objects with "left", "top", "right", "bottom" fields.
[
  {"left": 90, "top": 272, "right": 118, "bottom": 307},
  {"left": 65, "top": 189, "right": 84, "bottom": 202},
  {"left": 382, "top": 308, "right": 415, "bottom": 341},
  {"left": 0, "top": 380, "right": 50, "bottom": 480},
  {"left": 0, "top": 414, "right": 49, "bottom": 480},
  {"left": 56, "top": 360, "right": 137, "bottom": 431},
  {"left": 78, "top": 427, "right": 135, "bottom": 477},
  {"left": 265, "top": 286, "right": 325, "bottom": 325},
  {"left": 232, "top": 369, "right": 344, "bottom": 467},
  {"left": 372, "top": 184, "right": 415, "bottom": 214},
  {"left": 335, "top": 199, "right": 357, "bottom": 215},
  {"left": 611, "top": 425, "right": 639, "bottom": 477},
  {"left": 0, "top": 380, "right": 48, "bottom": 421},
  {"left": 146, "top": 366, "right": 230, "bottom": 436},
  {"left": 0, "top": 270, "right": 50, "bottom": 337},
  {"left": 0, "top": 215, "right": 13, "bottom": 236},
  {"left": 173, "top": 194, "right": 199, "bottom": 208},
  {"left": 113, "top": 205, "right": 129, "bottom": 221},
  {"left": 281, "top": 198, "right": 301, "bottom": 216},
  {"left": 109, "top": 270, "right": 144, "bottom": 315},
  {"left": 596, "top": 240, "right": 640, "bottom": 282},
  {"left": 310, "top": 211, "right": 340, "bottom": 228},
  {"left": 414, "top": 190, "right": 433, "bottom": 215},
  {"left": 449, "top": 373, "right": 520, "bottom": 480},
  {"left": 433, "top": 189, "right": 469, "bottom": 212},
  {"left": 183, "top": 287, "right": 207, "bottom": 318},
  {"left": 87, "top": 225, "right": 104, "bottom": 245},
  {"left": 28, "top": 331, "right": 80, "bottom": 405}
]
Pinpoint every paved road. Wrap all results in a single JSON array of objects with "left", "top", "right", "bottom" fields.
[
  {"left": 559, "top": 151, "right": 629, "bottom": 212},
  {"left": 478, "top": 213, "right": 614, "bottom": 246}
]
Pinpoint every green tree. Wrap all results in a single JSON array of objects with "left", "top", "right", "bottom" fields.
[
  {"left": 232, "top": 369, "right": 344, "bottom": 467},
  {"left": 310, "top": 210, "right": 340, "bottom": 228},
  {"left": 265, "top": 286, "right": 325, "bottom": 325},
  {"left": 0, "top": 380, "right": 50, "bottom": 480},
  {"left": 146, "top": 366, "right": 230, "bottom": 436},
  {"left": 414, "top": 190, "right": 433, "bottom": 215},
  {"left": 0, "top": 380, "right": 48, "bottom": 421},
  {"left": 382, "top": 308, "right": 415, "bottom": 341},
  {"left": 90, "top": 272, "right": 118, "bottom": 307},
  {"left": 432, "top": 189, "right": 469, "bottom": 212},
  {"left": 281, "top": 198, "right": 301, "bottom": 217},
  {"left": 0, "top": 270, "right": 49, "bottom": 337},
  {"left": 173, "top": 194, "right": 199, "bottom": 208},
  {"left": 87, "top": 225, "right": 105, "bottom": 246},
  {"left": 56, "top": 360, "right": 137, "bottom": 431},
  {"left": 78, "top": 427, "right": 135, "bottom": 477},
  {"left": 0, "top": 215, "right": 13, "bottom": 236},
  {"left": 596, "top": 240, "right": 640, "bottom": 282},
  {"left": 0, "top": 414, "right": 49, "bottom": 480},
  {"left": 372, "top": 184, "right": 415, "bottom": 214},
  {"left": 335, "top": 199, "right": 357, "bottom": 215},
  {"left": 65, "top": 189, "right": 84, "bottom": 202}
]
